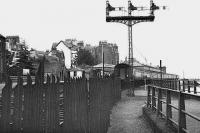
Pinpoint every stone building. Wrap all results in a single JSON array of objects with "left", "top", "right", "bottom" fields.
[
  {"left": 95, "top": 41, "right": 119, "bottom": 65},
  {"left": 6, "top": 36, "right": 20, "bottom": 51},
  {"left": 0, "top": 34, "right": 6, "bottom": 82},
  {"left": 30, "top": 48, "right": 67, "bottom": 80}
]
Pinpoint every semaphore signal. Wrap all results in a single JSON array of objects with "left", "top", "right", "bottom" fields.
[{"left": 106, "top": 0, "right": 166, "bottom": 75}]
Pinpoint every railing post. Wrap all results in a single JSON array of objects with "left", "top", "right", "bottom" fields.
[
  {"left": 188, "top": 80, "right": 190, "bottom": 93},
  {"left": 156, "top": 88, "right": 162, "bottom": 116},
  {"left": 152, "top": 87, "right": 156, "bottom": 111},
  {"left": 183, "top": 80, "right": 185, "bottom": 92},
  {"left": 194, "top": 81, "right": 197, "bottom": 94},
  {"left": 175, "top": 79, "right": 178, "bottom": 90},
  {"left": 166, "top": 89, "right": 172, "bottom": 125},
  {"left": 147, "top": 86, "right": 151, "bottom": 107},
  {"left": 178, "top": 91, "right": 186, "bottom": 133},
  {"left": 178, "top": 80, "right": 181, "bottom": 91}
]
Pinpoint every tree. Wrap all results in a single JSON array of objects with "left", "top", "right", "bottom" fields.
[
  {"left": 75, "top": 49, "right": 97, "bottom": 67},
  {"left": 8, "top": 46, "right": 35, "bottom": 76},
  {"left": 15, "top": 48, "right": 34, "bottom": 70},
  {"left": 5, "top": 50, "right": 14, "bottom": 67}
]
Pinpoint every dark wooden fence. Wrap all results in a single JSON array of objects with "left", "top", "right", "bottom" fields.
[{"left": 0, "top": 75, "right": 121, "bottom": 133}]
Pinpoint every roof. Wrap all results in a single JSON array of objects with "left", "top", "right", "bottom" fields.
[
  {"left": 93, "top": 63, "right": 115, "bottom": 68},
  {"left": 0, "top": 34, "right": 5, "bottom": 39},
  {"left": 69, "top": 67, "right": 85, "bottom": 71}
]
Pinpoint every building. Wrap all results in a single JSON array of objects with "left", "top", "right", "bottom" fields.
[
  {"left": 30, "top": 48, "right": 67, "bottom": 80},
  {"left": 6, "top": 36, "right": 20, "bottom": 51},
  {"left": 0, "top": 34, "right": 6, "bottom": 82},
  {"left": 84, "top": 44, "right": 96, "bottom": 58},
  {"left": 95, "top": 41, "right": 119, "bottom": 65}
]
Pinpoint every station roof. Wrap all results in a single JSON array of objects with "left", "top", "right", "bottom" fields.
[{"left": 93, "top": 63, "right": 115, "bottom": 68}]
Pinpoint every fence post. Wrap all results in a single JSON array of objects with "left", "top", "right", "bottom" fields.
[
  {"left": 174, "top": 79, "right": 176, "bottom": 89},
  {"left": 178, "top": 91, "right": 186, "bottom": 133},
  {"left": 157, "top": 88, "right": 162, "bottom": 116},
  {"left": 178, "top": 80, "right": 181, "bottom": 91},
  {"left": 168, "top": 80, "right": 170, "bottom": 89},
  {"left": 166, "top": 89, "right": 172, "bottom": 125},
  {"left": 194, "top": 81, "right": 197, "bottom": 94},
  {"left": 152, "top": 87, "right": 156, "bottom": 112},
  {"left": 170, "top": 80, "right": 172, "bottom": 89},
  {"left": 147, "top": 86, "right": 151, "bottom": 107},
  {"left": 183, "top": 80, "right": 185, "bottom": 92},
  {"left": 188, "top": 80, "right": 190, "bottom": 93}
]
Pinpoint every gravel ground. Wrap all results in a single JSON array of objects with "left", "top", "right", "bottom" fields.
[{"left": 107, "top": 87, "right": 153, "bottom": 133}]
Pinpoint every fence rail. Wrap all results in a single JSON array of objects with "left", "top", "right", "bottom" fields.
[
  {"left": 146, "top": 84, "right": 200, "bottom": 133},
  {"left": 0, "top": 75, "right": 121, "bottom": 133},
  {"left": 151, "top": 78, "right": 200, "bottom": 93}
]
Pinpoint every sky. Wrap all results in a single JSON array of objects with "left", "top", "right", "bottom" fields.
[{"left": 0, "top": 0, "right": 200, "bottom": 78}]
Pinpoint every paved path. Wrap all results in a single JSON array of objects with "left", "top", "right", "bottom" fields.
[{"left": 107, "top": 87, "right": 153, "bottom": 133}]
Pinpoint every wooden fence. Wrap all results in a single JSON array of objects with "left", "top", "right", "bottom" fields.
[{"left": 0, "top": 75, "right": 121, "bottom": 133}]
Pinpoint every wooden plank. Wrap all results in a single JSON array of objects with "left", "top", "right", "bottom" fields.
[
  {"left": 23, "top": 74, "right": 34, "bottom": 133},
  {"left": 55, "top": 76, "right": 60, "bottom": 132},
  {"left": 63, "top": 77, "right": 73, "bottom": 132},
  {"left": 1, "top": 76, "right": 12, "bottom": 133},
  {"left": 12, "top": 76, "right": 23, "bottom": 133}
]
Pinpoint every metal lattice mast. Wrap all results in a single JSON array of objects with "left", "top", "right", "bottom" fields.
[
  {"left": 106, "top": 0, "right": 165, "bottom": 76},
  {"left": 128, "top": 0, "right": 133, "bottom": 67}
]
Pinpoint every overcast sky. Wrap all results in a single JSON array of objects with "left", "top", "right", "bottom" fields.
[{"left": 0, "top": 0, "right": 200, "bottom": 78}]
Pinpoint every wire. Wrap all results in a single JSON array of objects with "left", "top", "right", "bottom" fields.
[{"left": 134, "top": 45, "right": 148, "bottom": 65}]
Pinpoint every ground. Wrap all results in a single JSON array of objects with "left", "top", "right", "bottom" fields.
[{"left": 107, "top": 86, "right": 153, "bottom": 133}]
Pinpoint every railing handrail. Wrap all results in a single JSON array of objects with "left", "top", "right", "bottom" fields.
[{"left": 147, "top": 84, "right": 200, "bottom": 133}]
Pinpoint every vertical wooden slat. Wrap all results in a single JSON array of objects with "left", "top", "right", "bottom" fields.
[
  {"left": 23, "top": 74, "right": 34, "bottom": 133},
  {"left": 1, "top": 76, "right": 12, "bottom": 133},
  {"left": 46, "top": 74, "right": 59, "bottom": 133},
  {"left": 13, "top": 76, "right": 23, "bottom": 133},
  {"left": 55, "top": 76, "right": 60, "bottom": 132},
  {"left": 63, "top": 77, "right": 73, "bottom": 133}
]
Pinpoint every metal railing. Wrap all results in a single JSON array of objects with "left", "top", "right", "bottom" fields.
[
  {"left": 146, "top": 84, "right": 200, "bottom": 133},
  {"left": 151, "top": 78, "right": 200, "bottom": 94}
]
